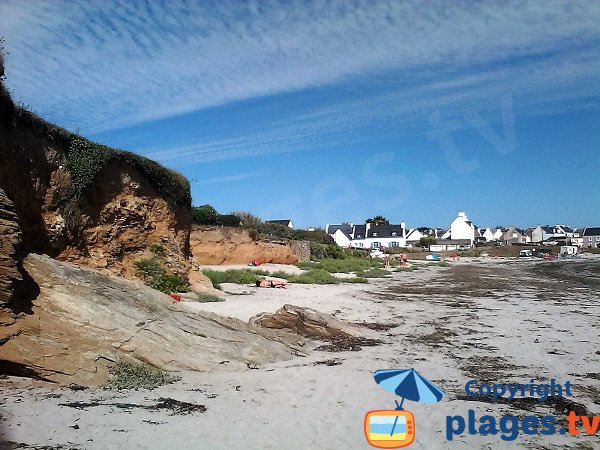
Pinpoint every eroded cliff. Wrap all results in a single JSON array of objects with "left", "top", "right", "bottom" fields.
[
  {"left": 190, "top": 226, "right": 310, "bottom": 265},
  {"left": 0, "top": 72, "right": 191, "bottom": 279}
]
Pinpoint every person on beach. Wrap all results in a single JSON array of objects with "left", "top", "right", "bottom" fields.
[{"left": 256, "top": 279, "right": 288, "bottom": 288}]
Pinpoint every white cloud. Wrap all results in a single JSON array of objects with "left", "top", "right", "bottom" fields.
[
  {"left": 1, "top": 0, "right": 599, "bottom": 142},
  {"left": 198, "top": 171, "right": 265, "bottom": 184}
]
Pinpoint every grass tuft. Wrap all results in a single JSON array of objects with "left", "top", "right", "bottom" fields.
[
  {"left": 105, "top": 361, "right": 180, "bottom": 390},
  {"left": 135, "top": 258, "right": 188, "bottom": 294},
  {"left": 195, "top": 293, "right": 224, "bottom": 303}
]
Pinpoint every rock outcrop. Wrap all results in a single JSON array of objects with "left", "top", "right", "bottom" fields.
[
  {"left": 0, "top": 188, "right": 21, "bottom": 307},
  {"left": 0, "top": 255, "right": 303, "bottom": 385},
  {"left": 251, "top": 304, "right": 370, "bottom": 340},
  {"left": 190, "top": 226, "right": 310, "bottom": 265}
]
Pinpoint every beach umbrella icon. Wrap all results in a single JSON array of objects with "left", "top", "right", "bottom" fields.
[{"left": 374, "top": 368, "right": 444, "bottom": 411}]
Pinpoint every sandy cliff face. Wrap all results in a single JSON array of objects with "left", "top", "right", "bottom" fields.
[
  {"left": 190, "top": 226, "right": 310, "bottom": 265},
  {"left": 59, "top": 161, "right": 191, "bottom": 277},
  {"left": 0, "top": 87, "right": 191, "bottom": 278}
]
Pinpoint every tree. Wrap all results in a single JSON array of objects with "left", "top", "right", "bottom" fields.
[
  {"left": 366, "top": 215, "right": 389, "bottom": 225},
  {"left": 418, "top": 236, "right": 437, "bottom": 247},
  {"left": 192, "top": 204, "right": 219, "bottom": 225}
]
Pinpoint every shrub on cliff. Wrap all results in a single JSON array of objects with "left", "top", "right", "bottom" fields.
[
  {"left": 192, "top": 205, "right": 241, "bottom": 227},
  {"left": 192, "top": 204, "right": 219, "bottom": 224},
  {"left": 135, "top": 258, "right": 188, "bottom": 294},
  {"left": 255, "top": 223, "right": 334, "bottom": 244},
  {"left": 61, "top": 137, "right": 191, "bottom": 216},
  {"left": 233, "top": 211, "right": 262, "bottom": 226}
]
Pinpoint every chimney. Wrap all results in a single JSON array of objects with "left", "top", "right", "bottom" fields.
[{"left": 400, "top": 222, "right": 406, "bottom": 238}]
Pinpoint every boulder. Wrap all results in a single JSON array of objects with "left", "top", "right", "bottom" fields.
[
  {"left": 0, "top": 254, "right": 304, "bottom": 385},
  {"left": 250, "top": 304, "right": 370, "bottom": 340}
]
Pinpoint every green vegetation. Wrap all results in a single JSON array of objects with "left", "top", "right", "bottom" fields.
[
  {"left": 202, "top": 269, "right": 268, "bottom": 288},
  {"left": 105, "top": 361, "right": 180, "bottom": 390},
  {"left": 298, "top": 257, "right": 381, "bottom": 273},
  {"left": 344, "top": 277, "right": 369, "bottom": 283},
  {"left": 297, "top": 258, "right": 382, "bottom": 273},
  {"left": 418, "top": 236, "right": 437, "bottom": 247},
  {"left": 63, "top": 137, "right": 190, "bottom": 212},
  {"left": 233, "top": 211, "right": 262, "bottom": 226},
  {"left": 202, "top": 266, "right": 367, "bottom": 288},
  {"left": 135, "top": 258, "right": 188, "bottom": 294},
  {"left": 149, "top": 244, "right": 167, "bottom": 257},
  {"left": 286, "top": 268, "right": 338, "bottom": 284},
  {"left": 195, "top": 293, "right": 224, "bottom": 303},
  {"left": 255, "top": 223, "right": 334, "bottom": 245},
  {"left": 356, "top": 268, "right": 389, "bottom": 278},
  {"left": 192, "top": 204, "right": 242, "bottom": 226},
  {"left": 366, "top": 215, "right": 389, "bottom": 225}
]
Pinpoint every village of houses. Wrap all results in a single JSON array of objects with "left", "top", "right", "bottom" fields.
[{"left": 315, "top": 212, "right": 600, "bottom": 253}]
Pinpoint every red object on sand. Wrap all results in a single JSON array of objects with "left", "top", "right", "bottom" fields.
[
  {"left": 169, "top": 293, "right": 182, "bottom": 302},
  {"left": 253, "top": 260, "right": 262, "bottom": 266}
]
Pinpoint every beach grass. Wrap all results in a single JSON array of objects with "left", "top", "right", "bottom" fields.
[
  {"left": 105, "top": 361, "right": 180, "bottom": 390},
  {"left": 297, "top": 257, "right": 381, "bottom": 274},
  {"left": 194, "top": 293, "right": 224, "bottom": 303},
  {"left": 202, "top": 269, "right": 269, "bottom": 288}
]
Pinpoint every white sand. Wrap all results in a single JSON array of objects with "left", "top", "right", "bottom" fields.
[{"left": 2, "top": 258, "right": 599, "bottom": 449}]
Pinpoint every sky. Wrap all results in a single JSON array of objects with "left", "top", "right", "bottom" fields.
[{"left": 1, "top": 0, "right": 599, "bottom": 229}]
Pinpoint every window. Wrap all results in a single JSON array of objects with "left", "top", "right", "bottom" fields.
[
  {"left": 372, "top": 242, "right": 381, "bottom": 249},
  {"left": 390, "top": 241, "right": 399, "bottom": 247},
  {"left": 596, "top": 237, "right": 600, "bottom": 241},
  {"left": 372, "top": 232, "right": 378, "bottom": 237},
  {"left": 391, "top": 232, "right": 397, "bottom": 236}
]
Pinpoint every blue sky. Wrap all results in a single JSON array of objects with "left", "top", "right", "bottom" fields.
[{"left": 2, "top": 0, "right": 599, "bottom": 229}]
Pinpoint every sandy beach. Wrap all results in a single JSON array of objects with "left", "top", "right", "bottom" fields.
[{"left": 1, "top": 257, "right": 599, "bottom": 449}]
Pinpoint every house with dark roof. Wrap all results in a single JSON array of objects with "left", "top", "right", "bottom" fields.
[
  {"left": 326, "top": 222, "right": 408, "bottom": 248},
  {"left": 571, "top": 228, "right": 584, "bottom": 247},
  {"left": 498, "top": 227, "right": 527, "bottom": 245},
  {"left": 531, "top": 225, "right": 555, "bottom": 243},
  {"left": 405, "top": 227, "right": 444, "bottom": 245},
  {"left": 266, "top": 219, "right": 294, "bottom": 229},
  {"left": 325, "top": 223, "right": 354, "bottom": 247},
  {"left": 583, "top": 227, "right": 600, "bottom": 248}
]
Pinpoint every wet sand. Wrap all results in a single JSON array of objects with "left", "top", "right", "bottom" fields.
[{"left": 1, "top": 257, "right": 599, "bottom": 449}]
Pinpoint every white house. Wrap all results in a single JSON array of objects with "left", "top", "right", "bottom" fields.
[
  {"left": 571, "top": 228, "right": 584, "bottom": 247},
  {"left": 478, "top": 227, "right": 496, "bottom": 242},
  {"left": 405, "top": 228, "right": 424, "bottom": 245},
  {"left": 325, "top": 223, "right": 354, "bottom": 247},
  {"left": 327, "top": 222, "right": 408, "bottom": 249},
  {"left": 440, "top": 212, "right": 476, "bottom": 246}
]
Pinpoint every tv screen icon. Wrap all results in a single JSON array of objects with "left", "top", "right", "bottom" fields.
[{"left": 364, "top": 410, "right": 415, "bottom": 448}]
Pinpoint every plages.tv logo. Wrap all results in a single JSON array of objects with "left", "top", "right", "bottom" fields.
[{"left": 365, "top": 368, "right": 444, "bottom": 448}]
